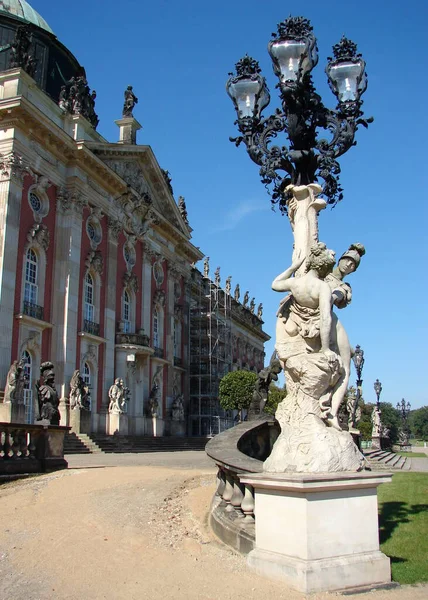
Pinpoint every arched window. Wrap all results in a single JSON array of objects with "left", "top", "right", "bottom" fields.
[
  {"left": 153, "top": 308, "right": 159, "bottom": 347},
  {"left": 84, "top": 273, "right": 95, "bottom": 323},
  {"left": 82, "top": 362, "right": 92, "bottom": 411},
  {"left": 24, "top": 249, "right": 38, "bottom": 306},
  {"left": 122, "top": 290, "right": 131, "bottom": 333},
  {"left": 22, "top": 351, "right": 33, "bottom": 424}
]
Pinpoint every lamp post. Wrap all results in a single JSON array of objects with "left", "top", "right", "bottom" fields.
[
  {"left": 226, "top": 16, "right": 372, "bottom": 216},
  {"left": 350, "top": 345, "right": 364, "bottom": 430},
  {"left": 373, "top": 379, "right": 382, "bottom": 410},
  {"left": 396, "top": 398, "right": 411, "bottom": 448}
]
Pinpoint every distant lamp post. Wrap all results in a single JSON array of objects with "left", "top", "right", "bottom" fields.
[
  {"left": 349, "top": 344, "right": 364, "bottom": 436},
  {"left": 373, "top": 379, "right": 382, "bottom": 410},
  {"left": 396, "top": 398, "right": 411, "bottom": 448}
]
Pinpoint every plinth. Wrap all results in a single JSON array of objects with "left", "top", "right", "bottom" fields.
[
  {"left": 239, "top": 471, "right": 392, "bottom": 594},
  {"left": 108, "top": 413, "right": 129, "bottom": 435},
  {"left": 170, "top": 420, "right": 186, "bottom": 437},
  {"left": 371, "top": 435, "right": 382, "bottom": 450},
  {"left": 70, "top": 408, "right": 91, "bottom": 434}
]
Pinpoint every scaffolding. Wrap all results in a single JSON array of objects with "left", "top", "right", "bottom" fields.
[{"left": 189, "top": 272, "right": 233, "bottom": 436}]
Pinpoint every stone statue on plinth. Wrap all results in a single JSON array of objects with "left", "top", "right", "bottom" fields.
[
  {"left": 265, "top": 242, "right": 365, "bottom": 473},
  {"left": 123, "top": 85, "right": 138, "bottom": 118},
  {"left": 148, "top": 384, "right": 159, "bottom": 417},
  {"left": 248, "top": 355, "right": 282, "bottom": 420},
  {"left": 4, "top": 359, "right": 25, "bottom": 404},
  {"left": 36, "top": 362, "right": 60, "bottom": 425},
  {"left": 371, "top": 406, "right": 382, "bottom": 437},
  {"left": 171, "top": 393, "right": 185, "bottom": 421},
  {"left": 69, "top": 370, "right": 91, "bottom": 411},
  {"left": 108, "top": 378, "right": 129, "bottom": 414},
  {"left": 234, "top": 283, "right": 240, "bottom": 302}
]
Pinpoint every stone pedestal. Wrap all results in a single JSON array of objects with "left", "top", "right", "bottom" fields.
[
  {"left": 115, "top": 117, "right": 142, "bottom": 145},
  {"left": 239, "top": 471, "right": 392, "bottom": 594},
  {"left": 108, "top": 413, "right": 129, "bottom": 436},
  {"left": 0, "top": 401, "right": 12, "bottom": 422},
  {"left": 371, "top": 435, "right": 382, "bottom": 450},
  {"left": 70, "top": 408, "right": 91, "bottom": 435},
  {"left": 170, "top": 420, "right": 186, "bottom": 437}
]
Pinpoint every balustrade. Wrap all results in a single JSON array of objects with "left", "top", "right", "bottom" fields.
[{"left": 0, "top": 422, "right": 69, "bottom": 475}]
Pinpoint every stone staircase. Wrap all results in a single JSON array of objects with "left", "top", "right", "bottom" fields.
[
  {"left": 64, "top": 432, "right": 104, "bottom": 454},
  {"left": 364, "top": 449, "right": 410, "bottom": 471},
  {"left": 64, "top": 433, "right": 209, "bottom": 454}
]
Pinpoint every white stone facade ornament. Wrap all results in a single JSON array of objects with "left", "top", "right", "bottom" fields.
[
  {"left": 171, "top": 393, "right": 185, "bottom": 421},
  {"left": 152, "top": 259, "right": 164, "bottom": 287},
  {"left": 27, "top": 223, "right": 50, "bottom": 252},
  {"left": 86, "top": 207, "right": 103, "bottom": 250},
  {"left": 371, "top": 406, "right": 382, "bottom": 437},
  {"left": 85, "top": 250, "right": 103, "bottom": 275},
  {"left": 0, "top": 151, "right": 32, "bottom": 182},
  {"left": 107, "top": 216, "right": 122, "bottom": 241},
  {"left": 123, "top": 271, "right": 138, "bottom": 293},
  {"left": 153, "top": 289, "right": 166, "bottom": 307}
]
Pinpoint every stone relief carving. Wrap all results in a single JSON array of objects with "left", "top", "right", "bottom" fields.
[
  {"left": 27, "top": 223, "right": 50, "bottom": 252},
  {"left": 0, "top": 152, "right": 32, "bottom": 182},
  {"left": 171, "top": 394, "right": 185, "bottom": 421},
  {"left": 85, "top": 250, "right": 103, "bottom": 275},
  {"left": 153, "top": 289, "right": 166, "bottom": 307},
  {"left": 123, "top": 271, "right": 138, "bottom": 294},
  {"left": 107, "top": 216, "right": 122, "bottom": 241},
  {"left": 81, "top": 345, "right": 98, "bottom": 370}
]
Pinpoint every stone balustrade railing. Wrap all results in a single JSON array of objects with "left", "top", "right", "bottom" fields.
[
  {"left": 0, "top": 422, "right": 69, "bottom": 475},
  {"left": 205, "top": 417, "right": 280, "bottom": 554}
]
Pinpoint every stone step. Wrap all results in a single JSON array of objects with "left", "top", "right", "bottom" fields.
[{"left": 88, "top": 434, "right": 208, "bottom": 454}]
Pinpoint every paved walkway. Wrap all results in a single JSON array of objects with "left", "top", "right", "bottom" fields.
[{"left": 0, "top": 452, "right": 427, "bottom": 600}]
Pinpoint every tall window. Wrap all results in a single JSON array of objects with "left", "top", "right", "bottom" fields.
[
  {"left": 123, "top": 290, "right": 131, "bottom": 333},
  {"left": 22, "top": 351, "right": 33, "bottom": 424},
  {"left": 153, "top": 308, "right": 159, "bottom": 347},
  {"left": 84, "top": 273, "right": 94, "bottom": 322},
  {"left": 83, "top": 362, "right": 92, "bottom": 411},
  {"left": 24, "top": 249, "right": 38, "bottom": 305},
  {"left": 174, "top": 320, "right": 181, "bottom": 358}
]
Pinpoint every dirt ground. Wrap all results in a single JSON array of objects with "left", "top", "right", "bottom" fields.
[{"left": 0, "top": 463, "right": 427, "bottom": 600}]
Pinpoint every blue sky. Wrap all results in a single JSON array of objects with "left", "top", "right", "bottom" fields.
[{"left": 32, "top": 0, "right": 427, "bottom": 408}]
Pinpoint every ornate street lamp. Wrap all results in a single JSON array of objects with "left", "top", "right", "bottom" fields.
[
  {"left": 349, "top": 344, "right": 364, "bottom": 430},
  {"left": 227, "top": 16, "right": 372, "bottom": 214},
  {"left": 396, "top": 398, "right": 411, "bottom": 421},
  {"left": 373, "top": 379, "right": 382, "bottom": 410}
]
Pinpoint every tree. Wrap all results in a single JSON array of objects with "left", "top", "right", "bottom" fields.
[
  {"left": 409, "top": 406, "right": 428, "bottom": 440},
  {"left": 219, "top": 370, "right": 257, "bottom": 421},
  {"left": 378, "top": 402, "right": 401, "bottom": 444},
  {"left": 264, "top": 383, "right": 287, "bottom": 416}
]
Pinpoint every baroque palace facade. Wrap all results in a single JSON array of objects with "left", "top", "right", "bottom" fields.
[{"left": 0, "top": 1, "right": 269, "bottom": 436}]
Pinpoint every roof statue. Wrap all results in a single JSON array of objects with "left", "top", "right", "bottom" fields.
[{"left": 122, "top": 85, "right": 138, "bottom": 118}]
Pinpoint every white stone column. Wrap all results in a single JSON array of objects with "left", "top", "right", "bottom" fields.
[
  {"left": 0, "top": 160, "right": 25, "bottom": 385},
  {"left": 51, "top": 190, "right": 85, "bottom": 408},
  {"left": 101, "top": 218, "right": 120, "bottom": 432}
]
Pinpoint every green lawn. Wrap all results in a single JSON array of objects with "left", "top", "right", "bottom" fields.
[
  {"left": 378, "top": 472, "right": 428, "bottom": 584},
  {"left": 397, "top": 451, "right": 427, "bottom": 458}
]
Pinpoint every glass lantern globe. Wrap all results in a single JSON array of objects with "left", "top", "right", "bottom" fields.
[
  {"left": 268, "top": 37, "right": 317, "bottom": 84},
  {"left": 227, "top": 75, "right": 270, "bottom": 119},
  {"left": 327, "top": 58, "right": 367, "bottom": 103}
]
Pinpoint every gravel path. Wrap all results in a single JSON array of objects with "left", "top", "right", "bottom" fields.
[{"left": 0, "top": 455, "right": 427, "bottom": 600}]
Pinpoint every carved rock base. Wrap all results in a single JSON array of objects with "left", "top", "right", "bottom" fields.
[
  {"left": 264, "top": 394, "right": 366, "bottom": 473},
  {"left": 240, "top": 471, "right": 392, "bottom": 594}
]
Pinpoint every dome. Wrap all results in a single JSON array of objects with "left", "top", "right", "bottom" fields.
[{"left": 0, "top": 0, "right": 54, "bottom": 34}]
